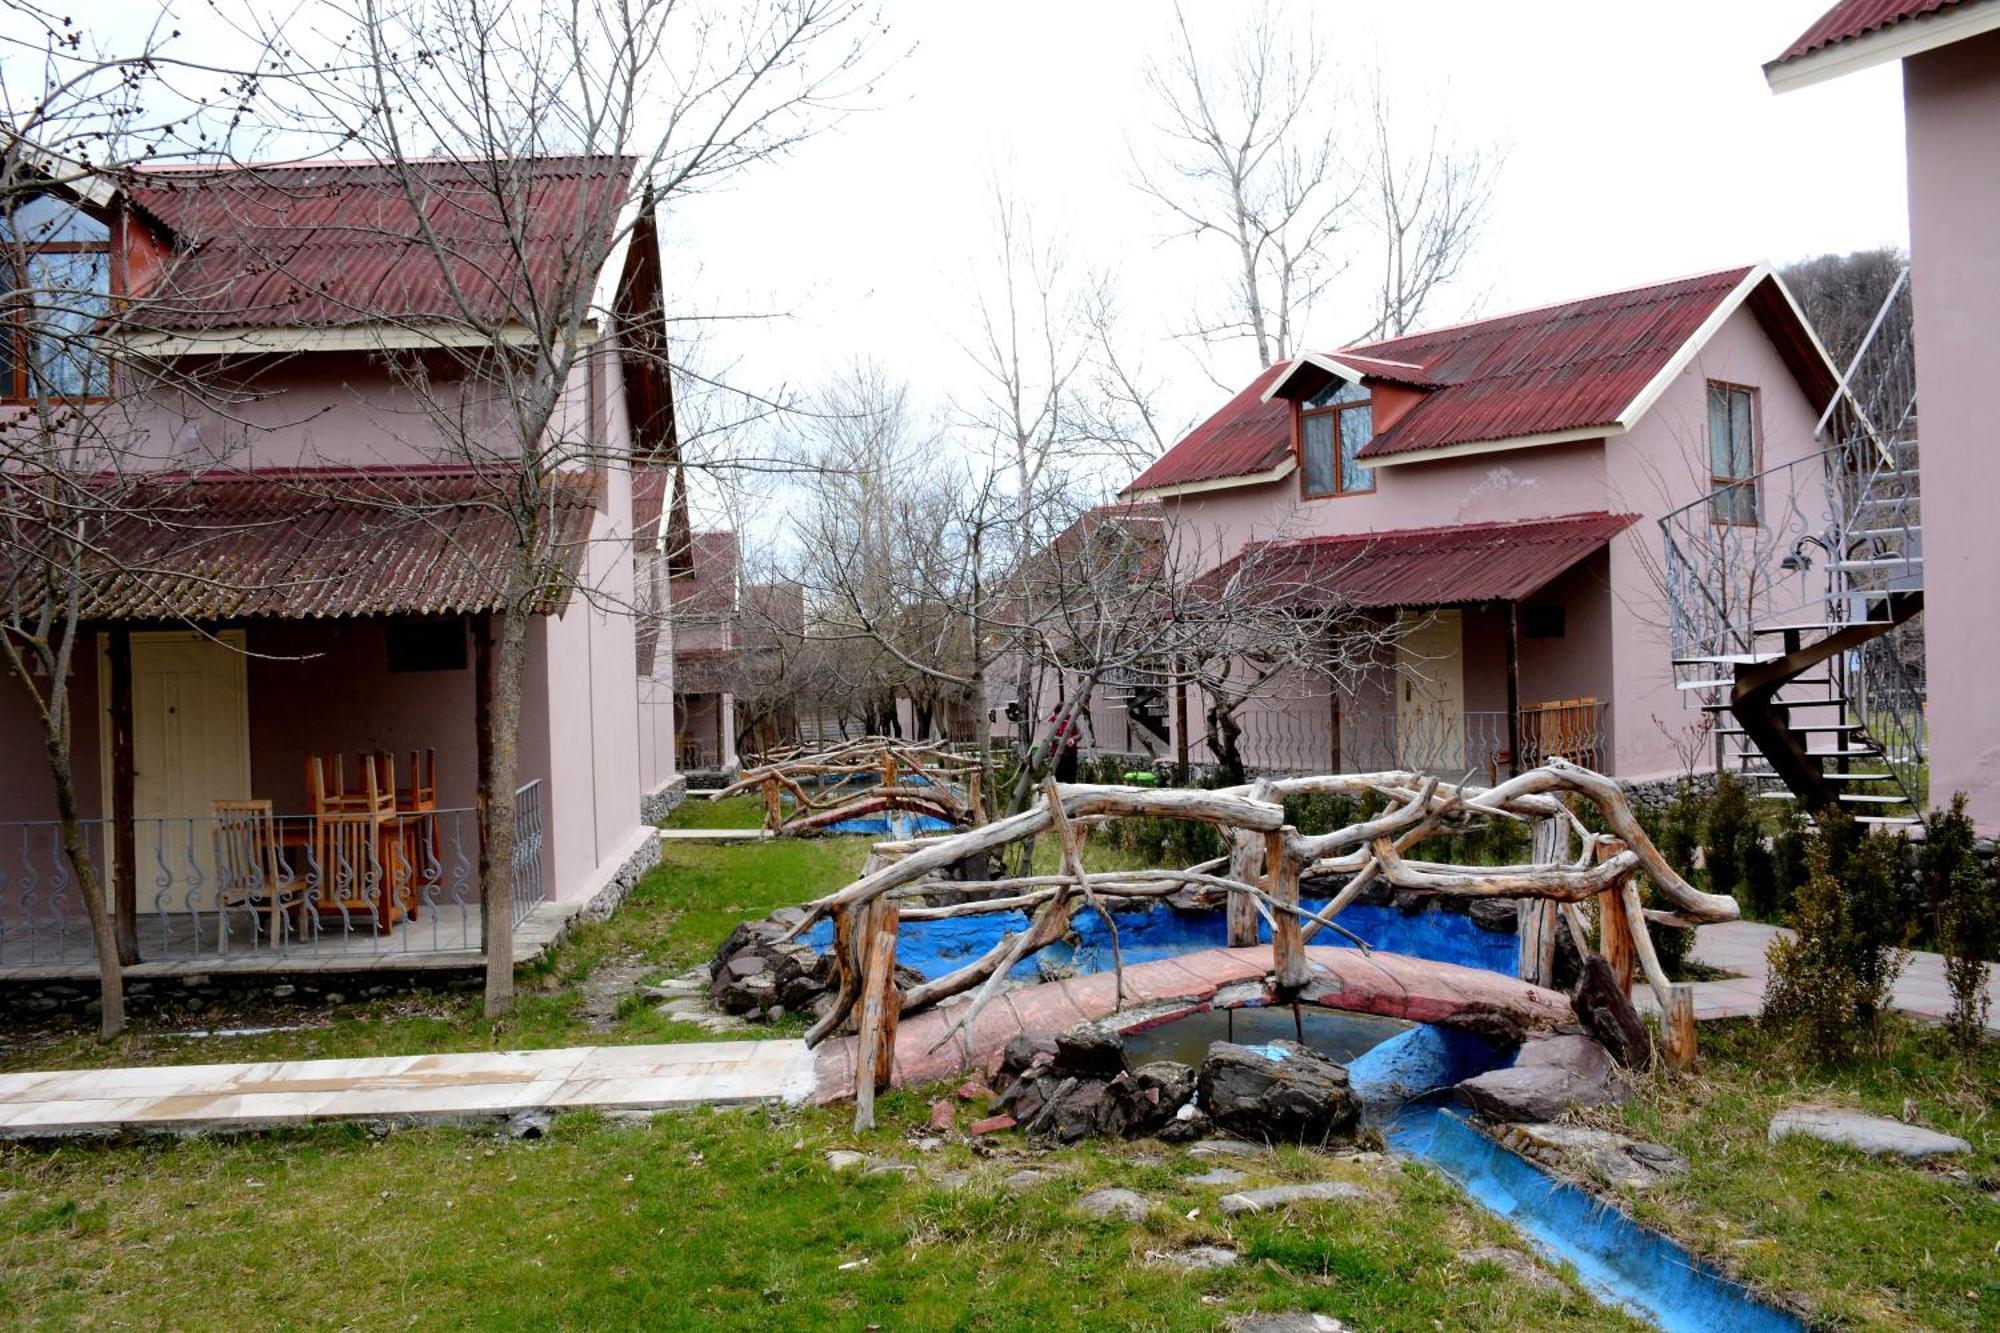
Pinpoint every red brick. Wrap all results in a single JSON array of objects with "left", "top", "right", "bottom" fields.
[
  {"left": 967, "top": 1114, "right": 1017, "bottom": 1136},
  {"left": 956, "top": 1078, "right": 993, "bottom": 1102},
  {"left": 927, "top": 1098, "right": 956, "bottom": 1132}
]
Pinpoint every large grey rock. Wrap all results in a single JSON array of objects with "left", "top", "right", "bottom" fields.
[
  {"left": 1054, "top": 1021, "right": 1128, "bottom": 1078},
  {"left": 1466, "top": 898, "right": 1522, "bottom": 934},
  {"left": 1073, "top": 1187, "right": 1156, "bottom": 1221},
  {"left": 1187, "top": 1136, "right": 1273, "bottom": 1159},
  {"left": 1571, "top": 954, "right": 1652, "bottom": 1068},
  {"left": 1499, "top": 1122, "right": 1687, "bottom": 1189},
  {"left": 1227, "top": 1316, "right": 1348, "bottom": 1333},
  {"left": 1126, "top": 1061, "right": 1197, "bottom": 1136},
  {"left": 1147, "top": 1245, "right": 1237, "bottom": 1271},
  {"left": 1768, "top": 1105, "right": 1972, "bottom": 1159},
  {"left": 1188, "top": 1166, "right": 1248, "bottom": 1187},
  {"left": 1198, "top": 1040, "right": 1361, "bottom": 1145},
  {"left": 1455, "top": 1065, "right": 1622, "bottom": 1123},
  {"left": 1515, "top": 1032, "right": 1617, "bottom": 1084},
  {"left": 1216, "top": 1181, "right": 1375, "bottom": 1215}
]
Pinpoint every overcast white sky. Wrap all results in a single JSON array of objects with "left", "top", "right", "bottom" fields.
[{"left": 666, "top": 0, "right": 1908, "bottom": 511}]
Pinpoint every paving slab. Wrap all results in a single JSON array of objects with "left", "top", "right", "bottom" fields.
[{"left": 0, "top": 1039, "right": 816, "bottom": 1139}]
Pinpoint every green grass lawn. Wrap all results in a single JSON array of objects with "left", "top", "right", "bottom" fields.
[
  {"left": 0, "top": 1096, "right": 1639, "bottom": 1331},
  {"left": 1601, "top": 1018, "right": 2000, "bottom": 1331},
  {"left": 662, "top": 791, "right": 772, "bottom": 830}
]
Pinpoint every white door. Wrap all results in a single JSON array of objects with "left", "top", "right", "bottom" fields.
[
  {"left": 107, "top": 632, "right": 251, "bottom": 910},
  {"left": 1395, "top": 610, "right": 1465, "bottom": 771}
]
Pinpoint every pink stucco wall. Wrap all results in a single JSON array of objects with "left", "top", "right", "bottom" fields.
[{"left": 1905, "top": 30, "right": 2000, "bottom": 831}]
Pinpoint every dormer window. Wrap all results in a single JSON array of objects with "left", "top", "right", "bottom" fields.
[
  {"left": 1, "top": 194, "right": 112, "bottom": 402},
  {"left": 1300, "top": 377, "right": 1374, "bottom": 498}
]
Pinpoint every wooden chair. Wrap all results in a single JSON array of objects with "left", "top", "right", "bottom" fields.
[
  {"left": 212, "top": 800, "right": 300, "bottom": 949},
  {"left": 393, "top": 749, "right": 439, "bottom": 916},
  {"left": 305, "top": 752, "right": 405, "bottom": 933}
]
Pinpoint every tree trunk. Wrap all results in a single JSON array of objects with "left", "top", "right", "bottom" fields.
[
  {"left": 106, "top": 625, "right": 140, "bottom": 965},
  {"left": 476, "top": 607, "right": 528, "bottom": 1018},
  {"left": 1205, "top": 698, "right": 1247, "bottom": 788},
  {"left": 43, "top": 735, "right": 124, "bottom": 1038}
]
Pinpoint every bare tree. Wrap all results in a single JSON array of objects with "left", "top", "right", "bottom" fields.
[
  {"left": 1137, "top": 3, "right": 1498, "bottom": 367},
  {"left": 0, "top": 7, "right": 275, "bottom": 1037},
  {"left": 1136, "top": 1, "right": 1354, "bottom": 370},
  {"left": 1781, "top": 246, "right": 1907, "bottom": 370},
  {"left": 1359, "top": 74, "right": 1497, "bottom": 342},
  {"left": 237, "top": 0, "right": 889, "bottom": 1015}
]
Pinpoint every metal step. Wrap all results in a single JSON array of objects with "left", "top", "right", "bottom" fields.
[
  {"left": 1676, "top": 678, "right": 1736, "bottom": 691},
  {"left": 1855, "top": 816, "right": 1923, "bottom": 827},
  {"left": 1829, "top": 556, "right": 1922, "bottom": 572},
  {"left": 1847, "top": 526, "right": 1920, "bottom": 540},
  {"left": 1750, "top": 620, "right": 1892, "bottom": 637},
  {"left": 1836, "top": 792, "right": 1910, "bottom": 805},
  {"left": 1671, "top": 653, "right": 1777, "bottom": 667}
]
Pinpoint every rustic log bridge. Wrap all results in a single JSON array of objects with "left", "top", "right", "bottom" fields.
[
  {"left": 712, "top": 737, "right": 985, "bottom": 836},
  {"left": 795, "top": 759, "right": 1731, "bottom": 1126}
]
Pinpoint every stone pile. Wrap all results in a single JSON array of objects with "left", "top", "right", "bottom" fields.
[
  {"left": 702, "top": 911, "right": 920, "bottom": 1023},
  {"left": 988, "top": 1024, "right": 1199, "bottom": 1143},
  {"left": 1198, "top": 1040, "right": 1362, "bottom": 1145}
]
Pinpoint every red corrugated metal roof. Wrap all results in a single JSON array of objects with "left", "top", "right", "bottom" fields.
[
  {"left": 671, "top": 530, "right": 740, "bottom": 619},
  {"left": 51, "top": 467, "right": 597, "bottom": 621},
  {"left": 1125, "top": 362, "right": 1291, "bottom": 492},
  {"left": 125, "top": 157, "right": 632, "bottom": 331},
  {"left": 1125, "top": 267, "right": 1758, "bottom": 493},
  {"left": 1193, "top": 512, "right": 1638, "bottom": 609},
  {"left": 1772, "top": 0, "right": 1967, "bottom": 64}
]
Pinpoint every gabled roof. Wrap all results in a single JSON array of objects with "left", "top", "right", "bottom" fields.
[
  {"left": 1125, "top": 265, "right": 1836, "bottom": 497},
  {"left": 1193, "top": 512, "right": 1638, "bottom": 610},
  {"left": 1767, "top": 0, "right": 2000, "bottom": 90},
  {"left": 124, "top": 156, "right": 632, "bottom": 334},
  {"left": 46, "top": 467, "right": 598, "bottom": 622},
  {"left": 671, "top": 530, "right": 740, "bottom": 619}
]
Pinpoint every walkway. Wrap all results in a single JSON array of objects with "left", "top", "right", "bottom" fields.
[
  {"left": 814, "top": 944, "right": 1573, "bottom": 1103},
  {"left": 0, "top": 1040, "right": 817, "bottom": 1138},
  {"left": 1637, "top": 920, "right": 2000, "bottom": 1031}
]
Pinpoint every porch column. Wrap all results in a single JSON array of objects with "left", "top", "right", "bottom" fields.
[
  {"left": 720, "top": 692, "right": 738, "bottom": 769},
  {"left": 107, "top": 626, "right": 139, "bottom": 965},
  {"left": 1503, "top": 602, "right": 1521, "bottom": 778},
  {"left": 473, "top": 611, "right": 494, "bottom": 949}
]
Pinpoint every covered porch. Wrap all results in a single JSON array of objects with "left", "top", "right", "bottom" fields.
[
  {"left": 1185, "top": 513, "right": 1633, "bottom": 778},
  {"left": 0, "top": 470, "right": 594, "bottom": 971}
]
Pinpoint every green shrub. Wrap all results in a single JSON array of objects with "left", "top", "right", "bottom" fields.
[
  {"left": 1702, "top": 773, "right": 1752, "bottom": 896},
  {"left": 1655, "top": 782, "right": 1703, "bottom": 883},
  {"left": 1763, "top": 811, "right": 1911, "bottom": 1062},
  {"left": 1770, "top": 807, "right": 1812, "bottom": 920},
  {"left": 1920, "top": 793, "right": 1996, "bottom": 1057}
]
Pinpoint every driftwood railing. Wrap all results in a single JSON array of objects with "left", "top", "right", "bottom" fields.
[
  {"left": 710, "top": 736, "right": 985, "bottom": 836},
  {"left": 783, "top": 759, "right": 1732, "bottom": 1129}
]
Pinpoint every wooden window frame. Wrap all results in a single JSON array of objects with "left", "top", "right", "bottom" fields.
[
  {"left": 1706, "top": 379, "right": 1761, "bottom": 528},
  {"left": 1, "top": 200, "right": 119, "bottom": 405},
  {"left": 1297, "top": 390, "right": 1377, "bottom": 501}
]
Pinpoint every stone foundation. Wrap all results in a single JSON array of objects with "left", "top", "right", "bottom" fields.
[
  {"left": 573, "top": 829, "right": 665, "bottom": 925},
  {"left": 640, "top": 774, "right": 689, "bottom": 824}
]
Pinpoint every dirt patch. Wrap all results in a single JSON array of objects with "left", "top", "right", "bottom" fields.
[{"left": 576, "top": 950, "right": 656, "bottom": 1032}]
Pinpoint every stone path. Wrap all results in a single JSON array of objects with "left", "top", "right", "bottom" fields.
[
  {"left": 0, "top": 1039, "right": 816, "bottom": 1138},
  {"left": 1635, "top": 920, "right": 2000, "bottom": 1031},
  {"left": 813, "top": 944, "right": 1573, "bottom": 1103}
]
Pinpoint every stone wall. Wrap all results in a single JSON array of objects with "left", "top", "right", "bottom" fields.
[
  {"left": 640, "top": 774, "right": 689, "bottom": 824},
  {"left": 574, "top": 828, "right": 665, "bottom": 924}
]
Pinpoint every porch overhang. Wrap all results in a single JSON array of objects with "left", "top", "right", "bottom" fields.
[
  {"left": 36, "top": 467, "right": 599, "bottom": 623},
  {"left": 1193, "top": 511, "right": 1639, "bottom": 609}
]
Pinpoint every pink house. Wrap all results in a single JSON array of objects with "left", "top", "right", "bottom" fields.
[
  {"left": 0, "top": 157, "right": 683, "bottom": 969},
  {"left": 1119, "top": 266, "right": 1844, "bottom": 790},
  {"left": 1767, "top": 0, "right": 2000, "bottom": 829}
]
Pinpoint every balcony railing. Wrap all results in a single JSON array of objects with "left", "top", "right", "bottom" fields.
[
  {"left": 1180, "top": 702, "right": 1610, "bottom": 777},
  {"left": 0, "top": 797, "right": 547, "bottom": 968}
]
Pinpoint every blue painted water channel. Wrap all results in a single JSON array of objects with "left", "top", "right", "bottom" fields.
[{"left": 803, "top": 897, "right": 1518, "bottom": 981}]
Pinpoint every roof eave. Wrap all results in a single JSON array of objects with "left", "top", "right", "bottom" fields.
[
  {"left": 1767, "top": 0, "right": 2000, "bottom": 91},
  {"left": 1123, "top": 457, "right": 1297, "bottom": 501},
  {"left": 1362, "top": 423, "right": 1620, "bottom": 470},
  {"left": 110, "top": 319, "right": 602, "bottom": 357},
  {"left": 1260, "top": 352, "right": 1370, "bottom": 403}
]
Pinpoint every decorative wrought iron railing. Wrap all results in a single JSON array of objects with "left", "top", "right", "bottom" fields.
[
  {"left": 1151, "top": 702, "right": 1610, "bottom": 779},
  {"left": 0, "top": 795, "right": 550, "bottom": 967}
]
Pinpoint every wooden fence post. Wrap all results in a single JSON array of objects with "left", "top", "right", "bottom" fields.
[
  {"left": 1595, "top": 841, "right": 1636, "bottom": 997},
  {"left": 1226, "top": 780, "right": 1272, "bottom": 948},
  {"left": 1663, "top": 982, "right": 1698, "bottom": 1069},
  {"left": 761, "top": 777, "right": 782, "bottom": 833},
  {"left": 1267, "top": 829, "right": 1307, "bottom": 996},
  {"left": 1518, "top": 815, "right": 1567, "bottom": 986},
  {"left": 852, "top": 895, "right": 902, "bottom": 1133}
]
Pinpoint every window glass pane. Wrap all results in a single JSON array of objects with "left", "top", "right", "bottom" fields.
[
  {"left": 25, "top": 250, "right": 109, "bottom": 398},
  {"left": 1306, "top": 377, "right": 1368, "bottom": 408},
  {"left": 4, "top": 194, "right": 107, "bottom": 246},
  {"left": 1339, "top": 405, "right": 1374, "bottom": 492},
  {"left": 1730, "top": 388, "right": 1754, "bottom": 478},
  {"left": 1301, "top": 412, "right": 1335, "bottom": 495},
  {"left": 1707, "top": 383, "right": 1732, "bottom": 477}
]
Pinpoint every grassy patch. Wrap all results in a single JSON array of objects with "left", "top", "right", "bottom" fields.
[
  {"left": 1601, "top": 1017, "right": 2000, "bottom": 1330},
  {"left": 0, "top": 836, "right": 870, "bottom": 1075},
  {"left": 661, "top": 792, "right": 771, "bottom": 830},
  {"left": 0, "top": 1095, "right": 1641, "bottom": 1331}
]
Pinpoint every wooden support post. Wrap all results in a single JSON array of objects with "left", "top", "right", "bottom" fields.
[
  {"left": 1267, "top": 829, "right": 1307, "bottom": 996},
  {"left": 852, "top": 895, "right": 902, "bottom": 1133},
  {"left": 106, "top": 626, "right": 139, "bottom": 965},
  {"left": 1518, "top": 815, "right": 1566, "bottom": 986},
  {"left": 882, "top": 747, "right": 897, "bottom": 790},
  {"left": 1503, "top": 602, "right": 1522, "bottom": 777},
  {"left": 967, "top": 768, "right": 984, "bottom": 826},
  {"left": 1596, "top": 863, "right": 1637, "bottom": 997},
  {"left": 761, "top": 777, "right": 781, "bottom": 833},
  {"left": 1662, "top": 982, "right": 1698, "bottom": 1070},
  {"left": 1225, "top": 832, "right": 1263, "bottom": 948}
]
